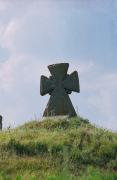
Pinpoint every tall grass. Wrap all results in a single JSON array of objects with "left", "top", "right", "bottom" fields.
[{"left": 0, "top": 117, "right": 117, "bottom": 179}]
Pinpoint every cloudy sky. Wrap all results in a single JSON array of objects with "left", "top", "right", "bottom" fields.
[{"left": 0, "top": 0, "right": 117, "bottom": 131}]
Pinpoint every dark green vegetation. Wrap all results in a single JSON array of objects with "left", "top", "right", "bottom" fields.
[{"left": 0, "top": 117, "right": 117, "bottom": 179}]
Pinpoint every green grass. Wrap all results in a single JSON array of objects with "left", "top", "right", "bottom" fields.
[{"left": 0, "top": 116, "right": 117, "bottom": 179}]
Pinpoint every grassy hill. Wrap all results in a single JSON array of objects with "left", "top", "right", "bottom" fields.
[{"left": 0, "top": 117, "right": 117, "bottom": 180}]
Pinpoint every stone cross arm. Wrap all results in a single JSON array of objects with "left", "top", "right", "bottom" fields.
[
  {"left": 63, "top": 71, "right": 80, "bottom": 93},
  {"left": 40, "top": 75, "right": 54, "bottom": 96}
]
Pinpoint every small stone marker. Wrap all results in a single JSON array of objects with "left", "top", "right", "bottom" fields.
[
  {"left": 40, "top": 63, "right": 80, "bottom": 117},
  {"left": 0, "top": 115, "right": 2, "bottom": 130}
]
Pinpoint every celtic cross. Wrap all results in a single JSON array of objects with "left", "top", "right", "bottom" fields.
[{"left": 40, "top": 63, "right": 80, "bottom": 117}]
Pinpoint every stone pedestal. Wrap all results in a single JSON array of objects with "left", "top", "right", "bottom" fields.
[{"left": 42, "top": 115, "right": 69, "bottom": 120}]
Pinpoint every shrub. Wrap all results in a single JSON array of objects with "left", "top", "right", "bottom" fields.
[
  {"left": 7, "top": 139, "right": 49, "bottom": 156},
  {"left": 50, "top": 144, "right": 63, "bottom": 155},
  {"left": 35, "top": 143, "right": 48, "bottom": 154}
]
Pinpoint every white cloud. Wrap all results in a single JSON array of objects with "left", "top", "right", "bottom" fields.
[
  {"left": 82, "top": 71, "right": 117, "bottom": 131},
  {"left": 0, "top": 54, "right": 50, "bottom": 128},
  {"left": 0, "top": 20, "right": 19, "bottom": 52},
  {"left": 0, "top": 54, "right": 51, "bottom": 92},
  {"left": 0, "top": 1, "right": 60, "bottom": 54},
  {"left": 0, "top": 0, "right": 9, "bottom": 13}
]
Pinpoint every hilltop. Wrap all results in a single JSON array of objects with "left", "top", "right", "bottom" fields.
[{"left": 0, "top": 117, "right": 117, "bottom": 179}]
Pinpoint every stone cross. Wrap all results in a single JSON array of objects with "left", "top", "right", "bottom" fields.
[{"left": 40, "top": 63, "right": 80, "bottom": 117}]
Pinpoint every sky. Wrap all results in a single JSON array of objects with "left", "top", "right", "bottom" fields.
[{"left": 0, "top": 0, "right": 117, "bottom": 131}]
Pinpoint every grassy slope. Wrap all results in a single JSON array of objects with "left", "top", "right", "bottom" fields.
[{"left": 0, "top": 117, "right": 117, "bottom": 180}]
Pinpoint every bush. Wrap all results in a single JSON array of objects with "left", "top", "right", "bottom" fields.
[
  {"left": 50, "top": 144, "right": 63, "bottom": 155},
  {"left": 7, "top": 139, "right": 48, "bottom": 156},
  {"left": 35, "top": 143, "right": 48, "bottom": 154}
]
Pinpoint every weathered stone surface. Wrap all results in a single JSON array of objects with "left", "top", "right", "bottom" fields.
[
  {"left": 0, "top": 115, "right": 2, "bottom": 130},
  {"left": 40, "top": 63, "right": 80, "bottom": 117}
]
